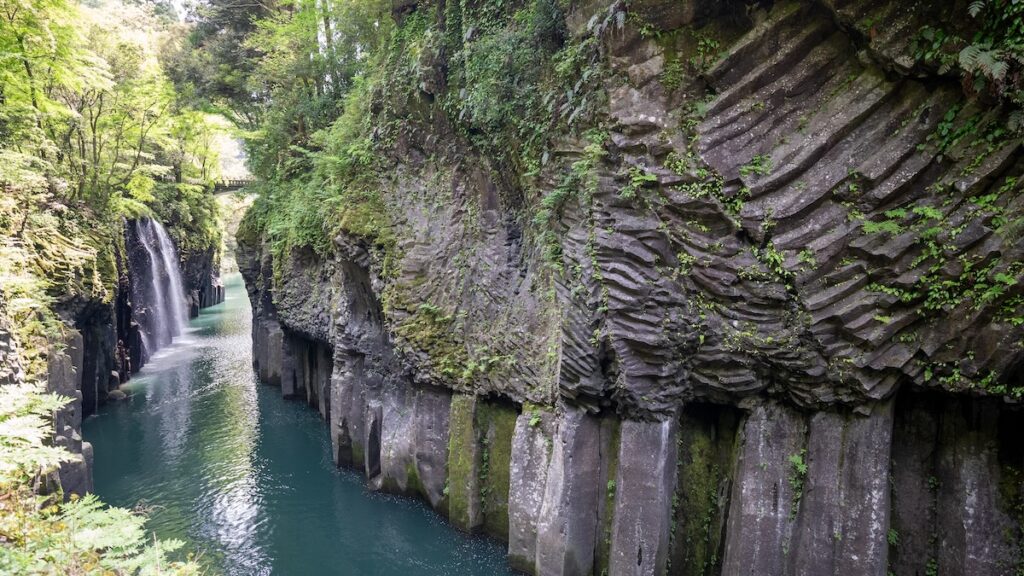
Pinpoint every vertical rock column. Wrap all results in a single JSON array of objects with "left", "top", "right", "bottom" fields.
[
  {"left": 448, "top": 394, "right": 483, "bottom": 531},
  {"left": 508, "top": 407, "right": 557, "bottom": 573},
  {"left": 330, "top": 352, "right": 368, "bottom": 470},
  {"left": 252, "top": 318, "right": 284, "bottom": 387},
  {"left": 594, "top": 416, "right": 622, "bottom": 575},
  {"left": 445, "top": 395, "right": 518, "bottom": 533},
  {"left": 477, "top": 400, "right": 517, "bottom": 540},
  {"left": 280, "top": 332, "right": 302, "bottom": 398},
  {"left": 375, "top": 385, "right": 452, "bottom": 512},
  {"left": 721, "top": 401, "right": 808, "bottom": 575},
  {"left": 49, "top": 330, "right": 93, "bottom": 497},
  {"left": 409, "top": 387, "right": 451, "bottom": 510},
  {"left": 609, "top": 418, "right": 680, "bottom": 576},
  {"left": 314, "top": 343, "right": 332, "bottom": 420},
  {"left": 788, "top": 400, "right": 894, "bottom": 575},
  {"left": 891, "top": 392, "right": 1024, "bottom": 576},
  {"left": 535, "top": 406, "right": 603, "bottom": 576}
]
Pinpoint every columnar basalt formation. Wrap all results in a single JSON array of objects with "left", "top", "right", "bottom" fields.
[{"left": 239, "top": 0, "right": 1024, "bottom": 574}]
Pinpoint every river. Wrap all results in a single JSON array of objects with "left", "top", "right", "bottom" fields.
[{"left": 82, "top": 273, "right": 514, "bottom": 575}]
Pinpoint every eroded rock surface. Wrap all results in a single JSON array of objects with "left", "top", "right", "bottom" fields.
[{"left": 238, "top": 0, "right": 1024, "bottom": 573}]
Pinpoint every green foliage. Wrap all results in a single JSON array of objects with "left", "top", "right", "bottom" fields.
[
  {"left": 757, "top": 243, "right": 788, "bottom": 278},
  {"left": 447, "top": 0, "right": 586, "bottom": 173},
  {"left": 798, "top": 249, "right": 817, "bottom": 267},
  {"left": 237, "top": 71, "right": 392, "bottom": 284},
  {"left": 393, "top": 302, "right": 470, "bottom": 381},
  {"left": 620, "top": 166, "right": 658, "bottom": 200},
  {"left": 661, "top": 57, "right": 685, "bottom": 91},
  {"left": 0, "top": 386, "right": 200, "bottom": 575},
  {"left": 0, "top": 386, "right": 71, "bottom": 484},
  {"left": 528, "top": 412, "right": 541, "bottom": 428},
  {"left": 788, "top": 450, "right": 808, "bottom": 518},
  {"left": 239, "top": 0, "right": 389, "bottom": 180},
  {"left": 913, "top": 1, "right": 1024, "bottom": 131},
  {"left": 534, "top": 130, "right": 607, "bottom": 270},
  {"left": 1, "top": 0, "right": 225, "bottom": 324},
  {"left": 739, "top": 154, "right": 772, "bottom": 178}
]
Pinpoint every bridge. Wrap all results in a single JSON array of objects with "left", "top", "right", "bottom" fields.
[{"left": 214, "top": 178, "right": 255, "bottom": 192}]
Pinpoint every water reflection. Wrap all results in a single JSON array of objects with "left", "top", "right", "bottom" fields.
[{"left": 83, "top": 274, "right": 512, "bottom": 575}]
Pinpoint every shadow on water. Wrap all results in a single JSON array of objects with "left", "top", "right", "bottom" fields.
[{"left": 83, "top": 273, "right": 514, "bottom": 576}]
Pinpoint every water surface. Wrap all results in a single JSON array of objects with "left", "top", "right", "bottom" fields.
[{"left": 83, "top": 273, "right": 513, "bottom": 575}]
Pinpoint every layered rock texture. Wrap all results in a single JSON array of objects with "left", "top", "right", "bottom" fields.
[{"left": 239, "top": 0, "right": 1024, "bottom": 574}]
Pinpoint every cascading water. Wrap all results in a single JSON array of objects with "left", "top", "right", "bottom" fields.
[{"left": 129, "top": 218, "right": 189, "bottom": 362}]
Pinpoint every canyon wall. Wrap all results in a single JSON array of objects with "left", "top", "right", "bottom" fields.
[
  {"left": 239, "top": 0, "right": 1024, "bottom": 574},
  {"left": 0, "top": 218, "right": 223, "bottom": 498}
]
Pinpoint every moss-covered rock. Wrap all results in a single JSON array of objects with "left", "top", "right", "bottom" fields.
[
  {"left": 447, "top": 394, "right": 482, "bottom": 531},
  {"left": 476, "top": 399, "right": 518, "bottom": 540}
]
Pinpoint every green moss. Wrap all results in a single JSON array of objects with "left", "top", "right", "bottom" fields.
[
  {"left": 405, "top": 461, "right": 424, "bottom": 497},
  {"left": 447, "top": 395, "right": 480, "bottom": 531},
  {"left": 669, "top": 405, "right": 740, "bottom": 576},
  {"left": 596, "top": 417, "right": 621, "bottom": 576},
  {"left": 351, "top": 441, "right": 366, "bottom": 475},
  {"left": 393, "top": 302, "right": 471, "bottom": 382},
  {"left": 476, "top": 400, "right": 518, "bottom": 540}
]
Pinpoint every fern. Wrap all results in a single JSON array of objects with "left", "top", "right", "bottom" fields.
[
  {"left": 0, "top": 386, "right": 200, "bottom": 575},
  {"left": 960, "top": 44, "right": 1010, "bottom": 81},
  {"left": 0, "top": 386, "right": 71, "bottom": 484},
  {"left": 916, "top": 1, "right": 1024, "bottom": 133}
]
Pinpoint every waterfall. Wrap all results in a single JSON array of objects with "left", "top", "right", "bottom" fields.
[{"left": 130, "top": 218, "right": 189, "bottom": 361}]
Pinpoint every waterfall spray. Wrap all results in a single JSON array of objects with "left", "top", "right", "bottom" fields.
[{"left": 131, "top": 218, "right": 189, "bottom": 359}]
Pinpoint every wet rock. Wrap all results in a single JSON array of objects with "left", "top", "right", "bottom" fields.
[
  {"left": 535, "top": 406, "right": 601, "bottom": 576},
  {"left": 788, "top": 400, "right": 893, "bottom": 574},
  {"left": 891, "top": 391, "right": 1024, "bottom": 575},
  {"left": 609, "top": 418, "right": 679, "bottom": 576},
  {"left": 330, "top": 353, "right": 369, "bottom": 470},
  {"left": 476, "top": 400, "right": 518, "bottom": 540},
  {"left": 232, "top": 0, "right": 1024, "bottom": 568},
  {"left": 409, "top": 387, "right": 451, "bottom": 510},
  {"left": 375, "top": 384, "right": 451, "bottom": 512},
  {"left": 721, "top": 401, "right": 807, "bottom": 574},
  {"left": 508, "top": 407, "right": 556, "bottom": 574},
  {"left": 447, "top": 394, "right": 482, "bottom": 531},
  {"left": 668, "top": 404, "right": 741, "bottom": 576}
]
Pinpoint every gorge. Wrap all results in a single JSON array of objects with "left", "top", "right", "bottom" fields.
[
  {"left": 2, "top": 0, "right": 1024, "bottom": 574},
  {"left": 85, "top": 272, "right": 514, "bottom": 575}
]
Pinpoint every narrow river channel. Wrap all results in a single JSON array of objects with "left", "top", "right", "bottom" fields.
[{"left": 82, "top": 273, "right": 513, "bottom": 575}]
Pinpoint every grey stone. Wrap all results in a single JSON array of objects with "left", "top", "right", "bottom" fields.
[
  {"left": 609, "top": 418, "right": 679, "bottom": 576},
  {"left": 788, "top": 400, "right": 893, "bottom": 575},
  {"left": 535, "top": 406, "right": 601, "bottom": 576},
  {"left": 508, "top": 408, "right": 556, "bottom": 574},
  {"left": 722, "top": 401, "right": 807, "bottom": 575}
]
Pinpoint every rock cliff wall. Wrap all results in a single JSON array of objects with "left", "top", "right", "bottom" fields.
[
  {"left": 239, "top": 0, "right": 1024, "bottom": 574},
  {"left": 0, "top": 219, "right": 223, "bottom": 499}
]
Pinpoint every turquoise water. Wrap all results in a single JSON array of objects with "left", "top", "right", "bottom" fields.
[{"left": 82, "top": 273, "right": 513, "bottom": 575}]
